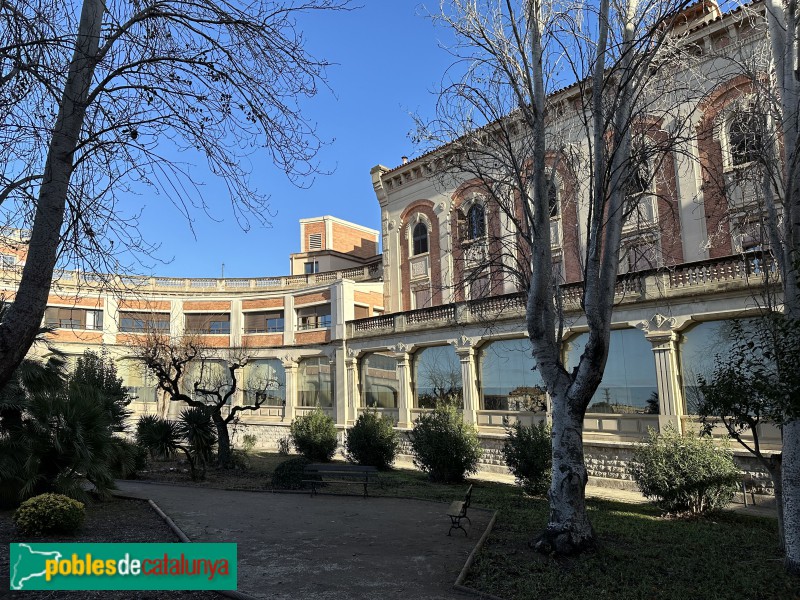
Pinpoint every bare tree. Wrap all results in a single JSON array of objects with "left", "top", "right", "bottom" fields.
[
  {"left": 708, "top": 0, "right": 800, "bottom": 573},
  {"left": 0, "top": 0, "right": 348, "bottom": 391},
  {"left": 418, "top": 0, "right": 697, "bottom": 554},
  {"left": 131, "top": 331, "right": 279, "bottom": 468}
]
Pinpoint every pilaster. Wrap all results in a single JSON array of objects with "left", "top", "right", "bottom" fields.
[
  {"left": 453, "top": 336, "right": 478, "bottom": 425},
  {"left": 282, "top": 357, "right": 297, "bottom": 423},
  {"left": 392, "top": 343, "right": 413, "bottom": 429}
]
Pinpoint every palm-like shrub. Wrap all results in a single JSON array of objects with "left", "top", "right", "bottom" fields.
[
  {"left": 345, "top": 411, "right": 398, "bottom": 469},
  {"left": 408, "top": 405, "right": 482, "bottom": 482},
  {"left": 0, "top": 352, "right": 140, "bottom": 507},
  {"left": 630, "top": 426, "right": 741, "bottom": 515},
  {"left": 135, "top": 409, "right": 216, "bottom": 481},
  {"left": 502, "top": 421, "right": 552, "bottom": 495},
  {"left": 290, "top": 408, "right": 338, "bottom": 462}
]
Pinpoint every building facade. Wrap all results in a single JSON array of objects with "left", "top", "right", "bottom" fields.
[{"left": 0, "top": 1, "right": 782, "bottom": 489}]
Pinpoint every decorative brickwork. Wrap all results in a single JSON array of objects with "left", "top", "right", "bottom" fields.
[
  {"left": 696, "top": 75, "right": 754, "bottom": 258},
  {"left": 183, "top": 300, "right": 231, "bottom": 311},
  {"left": 331, "top": 222, "right": 378, "bottom": 258},
  {"left": 48, "top": 295, "right": 104, "bottom": 308},
  {"left": 118, "top": 299, "right": 170, "bottom": 311},
  {"left": 242, "top": 298, "right": 284, "bottom": 310},
  {"left": 241, "top": 333, "right": 284, "bottom": 347},
  {"left": 399, "top": 200, "right": 442, "bottom": 310},
  {"left": 295, "top": 330, "right": 330, "bottom": 345},
  {"left": 294, "top": 291, "right": 331, "bottom": 305}
]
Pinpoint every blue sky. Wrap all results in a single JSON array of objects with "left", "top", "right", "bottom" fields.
[{"left": 134, "top": 2, "right": 454, "bottom": 279}]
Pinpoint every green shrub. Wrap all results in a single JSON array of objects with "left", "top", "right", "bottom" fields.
[
  {"left": 629, "top": 426, "right": 741, "bottom": 515},
  {"left": 290, "top": 409, "right": 338, "bottom": 462},
  {"left": 502, "top": 421, "right": 552, "bottom": 495},
  {"left": 14, "top": 493, "right": 85, "bottom": 536},
  {"left": 408, "top": 405, "right": 482, "bottom": 482},
  {"left": 271, "top": 457, "right": 312, "bottom": 490},
  {"left": 136, "top": 415, "right": 179, "bottom": 460},
  {"left": 345, "top": 411, "right": 398, "bottom": 469},
  {"left": 241, "top": 434, "right": 257, "bottom": 454}
]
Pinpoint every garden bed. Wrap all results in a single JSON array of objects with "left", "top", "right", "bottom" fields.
[
  {"left": 140, "top": 452, "right": 800, "bottom": 599},
  {"left": 0, "top": 497, "right": 218, "bottom": 599}
]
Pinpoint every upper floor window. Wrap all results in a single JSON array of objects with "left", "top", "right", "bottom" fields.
[
  {"left": 0, "top": 254, "right": 15, "bottom": 268},
  {"left": 243, "top": 310, "right": 284, "bottom": 334},
  {"left": 466, "top": 203, "right": 486, "bottom": 240},
  {"left": 45, "top": 307, "right": 103, "bottom": 331},
  {"left": 412, "top": 222, "right": 428, "bottom": 255},
  {"left": 728, "top": 108, "right": 763, "bottom": 167},
  {"left": 304, "top": 261, "right": 319, "bottom": 274},
  {"left": 297, "top": 304, "right": 331, "bottom": 330},
  {"left": 119, "top": 311, "right": 170, "bottom": 333},
  {"left": 185, "top": 313, "right": 230, "bottom": 335},
  {"left": 548, "top": 181, "right": 559, "bottom": 218}
]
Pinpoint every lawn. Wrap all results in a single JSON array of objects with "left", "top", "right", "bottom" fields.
[{"left": 136, "top": 452, "right": 798, "bottom": 600}]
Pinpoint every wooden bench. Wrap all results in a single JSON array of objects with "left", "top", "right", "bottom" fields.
[
  {"left": 302, "top": 463, "right": 378, "bottom": 498},
  {"left": 447, "top": 484, "right": 473, "bottom": 536}
]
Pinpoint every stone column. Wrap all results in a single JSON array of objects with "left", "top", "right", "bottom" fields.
[
  {"left": 453, "top": 337, "right": 478, "bottom": 425},
  {"left": 282, "top": 358, "right": 297, "bottom": 423},
  {"left": 646, "top": 330, "right": 684, "bottom": 433},
  {"left": 393, "top": 344, "right": 413, "bottom": 429},
  {"left": 346, "top": 349, "right": 359, "bottom": 426}
]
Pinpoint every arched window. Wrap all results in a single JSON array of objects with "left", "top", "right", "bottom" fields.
[
  {"left": 728, "top": 108, "right": 763, "bottom": 167},
  {"left": 466, "top": 204, "right": 486, "bottom": 240},
  {"left": 547, "top": 181, "right": 559, "bottom": 218},
  {"left": 412, "top": 222, "right": 428, "bottom": 255},
  {"left": 625, "top": 159, "right": 650, "bottom": 198}
]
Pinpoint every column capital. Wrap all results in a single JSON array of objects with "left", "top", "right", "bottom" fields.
[
  {"left": 451, "top": 335, "right": 477, "bottom": 357},
  {"left": 644, "top": 330, "right": 679, "bottom": 349}
]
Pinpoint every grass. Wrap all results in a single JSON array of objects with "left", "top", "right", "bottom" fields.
[{"left": 141, "top": 452, "right": 799, "bottom": 600}]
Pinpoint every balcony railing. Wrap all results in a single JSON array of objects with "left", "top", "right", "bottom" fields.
[
  {"left": 2, "top": 260, "right": 383, "bottom": 292},
  {"left": 347, "top": 253, "right": 780, "bottom": 339}
]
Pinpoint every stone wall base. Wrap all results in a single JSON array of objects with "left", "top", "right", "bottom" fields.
[{"left": 233, "top": 421, "right": 776, "bottom": 495}]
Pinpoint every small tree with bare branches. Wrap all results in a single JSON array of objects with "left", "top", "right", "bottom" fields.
[{"left": 131, "top": 332, "right": 279, "bottom": 468}]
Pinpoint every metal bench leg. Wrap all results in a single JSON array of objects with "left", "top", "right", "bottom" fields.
[
  {"left": 741, "top": 482, "right": 748, "bottom": 507},
  {"left": 448, "top": 516, "right": 468, "bottom": 537}
]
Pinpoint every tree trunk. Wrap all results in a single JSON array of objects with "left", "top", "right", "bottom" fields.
[
  {"left": 0, "top": 0, "right": 103, "bottom": 389},
  {"left": 782, "top": 420, "right": 800, "bottom": 573},
  {"left": 764, "top": 455, "right": 785, "bottom": 551},
  {"left": 213, "top": 411, "right": 232, "bottom": 469},
  {"left": 533, "top": 395, "right": 595, "bottom": 555}
]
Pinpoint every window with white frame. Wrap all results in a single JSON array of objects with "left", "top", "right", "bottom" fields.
[
  {"left": 727, "top": 105, "right": 764, "bottom": 168},
  {"left": 412, "top": 221, "right": 428, "bottom": 255}
]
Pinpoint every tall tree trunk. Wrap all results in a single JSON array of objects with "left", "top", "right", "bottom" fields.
[
  {"left": 764, "top": 455, "right": 785, "bottom": 551},
  {"left": 783, "top": 421, "right": 800, "bottom": 573},
  {"left": 0, "top": 0, "right": 103, "bottom": 389},
  {"left": 533, "top": 394, "right": 595, "bottom": 554},
  {"left": 213, "top": 412, "right": 232, "bottom": 469}
]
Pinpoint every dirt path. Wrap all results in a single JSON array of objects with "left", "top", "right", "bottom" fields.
[{"left": 116, "top": 481, "right": 491, "bottom": 600}]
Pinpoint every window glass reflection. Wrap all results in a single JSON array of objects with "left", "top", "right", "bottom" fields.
[
  {"left": 414, "top": 346, "right": 462, "bottom": 409},
  {"left": 360, "top": 353, "right": 399, "bottom": 408},
  {"left": 479, "top": 339, "right": 546, "bottom": 412},
  {"left": 565, "top": 329, "right": 658, "bottom": 414}
]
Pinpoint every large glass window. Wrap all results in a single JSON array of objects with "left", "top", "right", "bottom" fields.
[
  {"left": 679, "top": 318, "right": 761, "bottom": 414},
  {"left": 360, "top": 353, "right": 399, "bottom": 408},
  {"left": 244, "top": 359, "right": 286, "bottom": 406},
  {"left": 479, "top": 339, "right": 547, "bottom": 412},
  {"left": 414, "top": 346, "right": 462, "bottom": 409},
  {"left": 298, "top": 356, "right": 334, "bottom": 408},
  {"left": 565, "top": 329, "right": 658, "bottom": 414},
  {"left": 120, "top": 359, "right": 157, "bottom": 403},
  {"left": 119, "top": 311, "right": 170, "bottom": 333},
  {"left": 183, "top": 359, "right": 233, "bottom": 403},
  {"left": 412, "top": 222, "right": 428, "bottom": 255}
]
